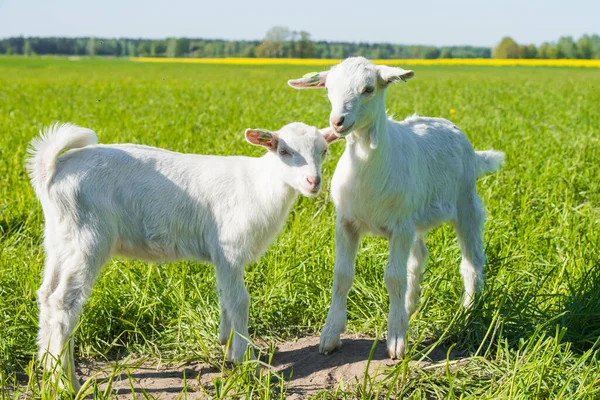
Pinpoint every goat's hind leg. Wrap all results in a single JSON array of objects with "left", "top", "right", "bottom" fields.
[
  {"left": 453, "top": 193, "right": 486, "bottom": 308},
  {"left": 406, "top": 202, "right": 453, "bottom": 317},
  {"left": 385, "top": 226, "right": 415, "bottom": 359},
  {"left": 37, "top": 239, "right": 63, "bottom": 366},
  {"left": 41, "top": 234, "right": 110, "bottom": 392}
]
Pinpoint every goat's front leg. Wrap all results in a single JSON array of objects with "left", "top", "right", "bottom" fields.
[
  {"left": 320, "top": 218, "right": 360, "bottom": 354},
  {"left": 406, "top": 236, "right": 428, "bottom": 317},
  {"left": 385, "top": 227, "right": 415, "bottom": 359},
  {"left": 215, "top": 263, "right": 252, "bottom": 362}
]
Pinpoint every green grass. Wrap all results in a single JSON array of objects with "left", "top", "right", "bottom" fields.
[{"left": 1, "top": 56, "right": 599, "bottom": 398}]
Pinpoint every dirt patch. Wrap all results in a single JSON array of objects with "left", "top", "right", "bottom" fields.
[{"left": 78, "top": 335, "right": 465, "bottom": 399}]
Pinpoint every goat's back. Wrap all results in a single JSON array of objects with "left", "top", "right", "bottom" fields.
[{"left": 44, "top": 144, "right": 286, "bottom": 264}]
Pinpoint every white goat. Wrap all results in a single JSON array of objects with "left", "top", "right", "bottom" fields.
[
  {"left": 289, "top": 57, "right": 505, "bottom": 359},
  {"left": 27, "top": 122, "right": 331, "bottom": 390}
]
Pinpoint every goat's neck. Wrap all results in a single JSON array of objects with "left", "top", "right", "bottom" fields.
[
  {"left": 347, "top": 108, "right": 389, "bottom": 163},
  {"left": 251, "top": 153, "right": 299, "bottom": 218}
]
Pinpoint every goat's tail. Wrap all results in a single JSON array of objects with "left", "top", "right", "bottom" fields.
[
  {"left": 26, "top": 122, "right": 98, "bottom": 197},
  {"left": 475, "top": 150, "right": 505, "bottom": 178}
]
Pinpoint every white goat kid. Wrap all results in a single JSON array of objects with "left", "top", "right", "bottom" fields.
[
  {"left": 289, "top": 57, "right": 505, "bottom": 359},
  {"left": 27, "top": 122, "right": 330, "bottom": 391}
]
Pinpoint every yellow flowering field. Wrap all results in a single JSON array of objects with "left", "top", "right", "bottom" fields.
[{"left": 132, "top": 56, "right": 600, "bottom": 68}]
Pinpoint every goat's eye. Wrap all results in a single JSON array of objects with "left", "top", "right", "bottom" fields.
[
  {"left": 362, "top": 86, "right": 375, "bottom": 94},
  {"left": 279, "top": 148, "right": 291, "bottom": 156},
  {"left": 322, "top": 149, "right": 328, "bottom": 157}
]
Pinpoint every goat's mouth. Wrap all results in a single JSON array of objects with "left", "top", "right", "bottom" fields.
[
  {"left": 333, "top": 123, "right": 355, "bottom": 136},
  {"left": 301, "top": 186, "right": 321, "bottom": 197}
]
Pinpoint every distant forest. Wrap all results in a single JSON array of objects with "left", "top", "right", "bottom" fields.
[{"left": 1, "top": 27, "right": 599, "bottom": 59}]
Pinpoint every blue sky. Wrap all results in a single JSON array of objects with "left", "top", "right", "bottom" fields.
[{"left": 0, "top": 0, "right": 598, "bottom": 47}]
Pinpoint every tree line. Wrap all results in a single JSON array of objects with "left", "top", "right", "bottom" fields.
[
  {"left": 0, "top": 36, "right": 488, "bottom": 59},
  {"left": 493, "top": 35, "right": 600, "bottom": 59},
  {"left": 0, "top": 26, "right": 489, "bottom": 59},
  {"left": 1, "top": 27, "right": 598, "bottom": 59}
]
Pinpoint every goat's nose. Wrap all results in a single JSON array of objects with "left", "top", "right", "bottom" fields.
[
  {"left": 331, "top": 116, "right": 345, "bottom": 127},
  {"left": 306, "top": 176, "right": 321, "bottom": 186}
]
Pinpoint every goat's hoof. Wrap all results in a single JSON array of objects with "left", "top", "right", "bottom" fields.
[
  {"left": 224, "top": 346, "right": 242, "bottom": 363},
  {"left": 462, "top": 296, "right": 476, "bottom": 309},
  {"left": 319, "top": 341, "right": 342, "bottom": 355},
  {"left": 387, "top": 331, "right": 406, "bottom": 359},
  {"left": 319, "top": 332, "right": 342, "bottom": 355},
  {"left": 72, "top": 380, "right": 82, "bottom": 395},
  {"left": 218, "top": 337, "right": 229, "bottom": 346},
  {"left": 224, "top": 342, "right": 255, "bottom": 363}
]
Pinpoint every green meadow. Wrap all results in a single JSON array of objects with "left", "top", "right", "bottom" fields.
[{"left": 1, "top": 57, "right": 599, "bottom": 398}]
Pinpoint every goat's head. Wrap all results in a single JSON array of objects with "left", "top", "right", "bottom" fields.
[
  {"left": 245, "top": 123, "right": 335, "bottom": 197},
  {"left": 288, "top": 57, "right": 414, "bottom": 138}
]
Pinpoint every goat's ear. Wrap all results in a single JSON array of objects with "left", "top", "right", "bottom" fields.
[
  {"left": 288, "top": 71, "right": 328, "bottom": 89},
  {"left": 320, "top": 127, "right": 342, "bottom": 144},
  {"left": 245, "top": 129, "right": 279, "bottom": 151},
  {"left": 376, "top": 65, "right": 415, "bottom": 86}
]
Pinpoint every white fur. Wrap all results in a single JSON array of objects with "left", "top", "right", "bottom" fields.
[
  {"left": 27, "top": 122, "right": 329, "bottom": 391},
  {"left": 290, "top": 57, "right": 505, "bottom": 359}
]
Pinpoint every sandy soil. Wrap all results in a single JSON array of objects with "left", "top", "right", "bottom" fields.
[{"left": 76, "top": 335, "right": 464, "bottom": 399}]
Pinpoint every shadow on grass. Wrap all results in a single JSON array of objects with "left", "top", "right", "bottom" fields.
[
  {"left": 558, "top": 265, "right": 600, "bottom": 351},
  {"left": 0, "top": 213, "right": 31, "bottom": 241},
  {"left": 447, "top": 258, "right": 600, "bottom": 356}
]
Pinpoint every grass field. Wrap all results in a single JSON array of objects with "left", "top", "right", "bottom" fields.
[{"left": 1, "top": 56, "right": 599, "bottom": 398}]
